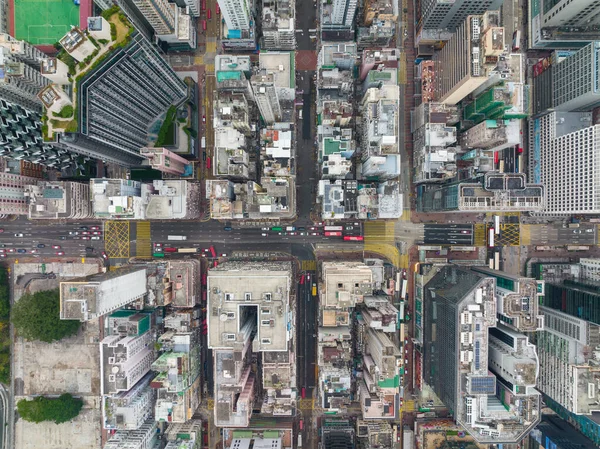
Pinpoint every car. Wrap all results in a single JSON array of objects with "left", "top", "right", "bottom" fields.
[
  {"left": 220, "top": 253, "right": 227, "bottom": 257},
  {"left": 345, "top": 226, "right": 354, "bottom": 230},
  {"left": 85, "top": 247, "right": 95, "bottom": 252},
  {"left": 0, "top": 249, "right": 4, "bottom": 253},
  {"left": 573, "top": 230, "right": 582, "bottom": 234},
  {"left": 92, "top": 231, "right": 102, "bottom": 235},
  {"left": 7, "top": 248, "right": 14, "bottom": 253},
  {"left": 52, "top": 245, "right": 61, "bottom": 249},
  {"left": 14, "top": 233, "right": 23, "bottom": 237},
  {"left": 81, "top": 236, "right": 91, "bottom": 240},
  {"left": 17, "top": 249, "right": 26, "bottom": 253},
  {"left": 56, "top": 251, "right": 64, "bottom": 256},
  {"left": 68, "top": 231, "right": 78, "bottom": 235},
  {"left": 79, "top": 226, "right": 88, "bottom": 231},
  {"left": 91, "top": 226, "right": 100, "bottom": 230},
  {"left": 164, "top": 247, "right": 178, "bottom": 252},
  {"left": 155, "top": 243, "right": 163, "bottom": 247},
  {"left": 101, "top": 251, "right": 108, "bottom": 260},
  {"left": 37, "top": 244, "right": 45, "bottom": 248},
  {"left": 73, "top": 236, "right": 81, "bottom": 240},
  {"left": 0, "top": 229, "right": 3, "bottom": 233},
  {"left": 298, "top": 227, "right": 305, "bottom": 231},
  {"left": 202, "top": 115, "right": 206, "bottom": 123},
  {"left": 81, "top": 231, "right": 90, "bottom": 235},
  {"left": 0, "top": 244, "right": 5, "bottom": 248},
  {"left": 262, "top": 233, "right": 268, "bottom": 236},
  {"left": 224, "top": 226, "right": 232, "bottom": 231},
  {"left": 30, "top": 249, "right": 38, "bottom": 254},
  {"left": 262, "top": 227, "right": 270, "bottom": 231},
  {"left": 59, "top": 236, "right": 67, "bottom": 240},
  {"left": 309, "top": 227, "right": 316, "bottom": 230},
  {"left": 310, "top": 232, "right": 319, "bottom": 236},
  {"left": 154, "top": 247, "right": 163, "bottom": 252},
  {"left": 289, "top": 232, "right": 297, "bottom": 236},
  {"left": 586, "top": 229, "right": 594, "bottom": 233},
  {"left": 0, "top": 254, "right": 5, "bottom": 258},
  {"left": 300, "top": 232, "right": 306, "bottom": 236},
  {"left": 91, "top": 236, "right": 100, "bottom": 240}
]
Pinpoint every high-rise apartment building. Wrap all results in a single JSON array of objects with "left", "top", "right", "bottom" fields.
[
  {"left": 140, "top": 147, "right": 190, "bottom": 175},
  {"left": 432, "top": 13, "right": 505, "bottom": 105},
  {"left": 217, "top": 0, "right": 252, "bottom": 30},
  {"left": 103, "top": 418, "right": 159, "bottom": 449},
  {"left": 422, "top": 265, "right": 541, "bottom": 443},
  {"left": 0, "top": 99, "right": 78, "bottom": 170},
  {"left": 25, "top": 181, "right": 92, "bottom": 220},
  {"left": 0, "top": 172, "right": 38, "bottom": 216},
  {"left": 419, "top": 0, "right": 503, "bottom": 31},
  {"left": 552, "top": 42, "right": 600, "bottom": 112},
  {"left": 41, "top": 16, "right": 188, "bottom": 167},
  {"left": 261, "top": 0, "right": 296, "bottom": 50},
  {"left": 60, "top": 266, "right": 148, "bottom": 322},
  {"left": 321, "top": 0, "right": 358, "bottom": 32},
  {"left": 251, "top": 73, "right": 282, "bottom": 124},
  {"left": 0, "top": 33, "right": 50, "bottom": 111},
  {"left": 529, "top": 112, "right": 600, "bottom": 214},
  {"left": 132, "top": 0, "right": 176, "bottom": 34},
  {"left": 540, "top": 0, "right": 600, "bottom": 28}
]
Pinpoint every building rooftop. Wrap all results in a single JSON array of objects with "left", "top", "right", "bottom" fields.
[
  {"left": 321, "top": 262, "right": 373, "bottom": 312},
  {"left": 207, "top": 262, "right": 291, "bottom": 352},
  {"left": 60, "top": 266, "right": 148, "bottom": 321},
  {"left": 258, "top": 52, "right": 294, "bottom": 89}
]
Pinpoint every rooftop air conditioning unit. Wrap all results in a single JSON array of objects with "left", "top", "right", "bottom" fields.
[
  {"left": 108, "top": 357, "right": 115, "bottom": 364},
  {"left": 109, "top": 374, "right": 116, "bottom": 382}
]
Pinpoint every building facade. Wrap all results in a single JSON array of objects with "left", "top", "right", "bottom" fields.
[
  {"left": 419, "top": 0, "right": 503, "bottom": 31},
  {"left": 0, "top": 171, "right": 38, "bottom": 216}
]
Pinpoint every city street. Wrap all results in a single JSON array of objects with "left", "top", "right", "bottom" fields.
[{"left": 423, "top": 224, "right": 474, "bottom": 245}]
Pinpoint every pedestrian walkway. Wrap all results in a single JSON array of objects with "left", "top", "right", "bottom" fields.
[
  {"left": 302, "top": 260, "right": 317, "bottom": 271},
  {"left": 104, "top": 221, "right": 130, "bottom": 259},
  {"left": 135, "top": 221, "right": 151, "bottom": 259},
  {"left": 364, "top": 221, "right": 395, "bottom": 242},
  {"left": 474, "top": 223, "right": 487, "bottom": 246},
  {"left": 521, "top": 224, "right": 532, "bottom": 246}
]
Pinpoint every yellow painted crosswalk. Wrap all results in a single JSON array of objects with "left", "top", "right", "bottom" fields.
[
  {"left": 302, "top": 260, "right": 317, "bottom": 271},
  {"left": 136, "top": 221, "right": 151, "bottom": 259},
  {"left": 364, "top": 221, "right": 400, "bottom": 267},
  {"left": 104, "top": 221, "right": 130, "bottom": 259}
]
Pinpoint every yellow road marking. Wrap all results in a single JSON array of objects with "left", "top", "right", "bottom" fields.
[{"left": 104, "top": 221, "right": 130, "bottom": 258}]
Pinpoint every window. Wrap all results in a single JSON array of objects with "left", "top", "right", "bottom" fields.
[
  {"left": 261, "top": 308, "right": 271, "bottom": 315},
  {"left": 244, "top": 293, "right": 252, "bottom": 301},
  {"left": 226, "top": 334, "right": 236, "bottom": 341},
  {"left": 225, "top": 293, "right": 232, "bottom": 301},
  {"left": 337, "top": 283, "right": 343, "bottom": 288},
  {"left": 264, "top": 293, "right": 272, "bottom": 301},
  {"left": 261, "top": 338, "right": 271, "bottom": 344},
  {"left": 261, "top": 320, "right": 271, "bottom": 326},
  {"left": 227, "top": 312, "right": 235, "bottom": 319}
]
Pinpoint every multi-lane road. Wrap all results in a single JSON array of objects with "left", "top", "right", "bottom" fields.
[{"left": 423, "top": 224, "right": 474, "bottom": 245}]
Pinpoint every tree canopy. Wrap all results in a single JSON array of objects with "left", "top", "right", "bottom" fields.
[
  {"left": 11, "top": 289, "right": 80, "bottom": 342},
  {"left": 17, "top": 394, "right": 83, "bottom": 424}
]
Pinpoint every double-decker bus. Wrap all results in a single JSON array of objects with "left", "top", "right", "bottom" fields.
[
  {"left": 324, "top": 225, "right": 343, "bottom": 231},
  {"left": 324, "top": 231, "right": 342, "bottom": 237},
  {"left": 209, "top": 246, "right": 216, "bottom": 257},
  {"left": 343, "top": 235, "right": 364, "bottom": 241},
  {"left": 178, "top": 248, "right": 198, "bottom": 253}
]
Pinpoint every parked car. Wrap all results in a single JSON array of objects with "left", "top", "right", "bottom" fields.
[{"left": 101, "top": 251, "right": 108, "bottom": 260}]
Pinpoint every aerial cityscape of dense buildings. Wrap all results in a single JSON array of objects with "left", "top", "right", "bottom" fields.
[{"left": 2, "top": 0, "right": 600, "bottom": 448}]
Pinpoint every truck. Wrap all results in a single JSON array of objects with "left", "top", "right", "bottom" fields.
[
  {"left": 403, "top": 427, "right": 414, "bottom": 449},
  {"left": 168, "top": 235, "right": 187, "bottom": 241},
  {"left": 286, "top": 226, "right": 296, "bottom": 231},
  {"left": 201, "top": 137, "right": 206, "bottom": 148}
]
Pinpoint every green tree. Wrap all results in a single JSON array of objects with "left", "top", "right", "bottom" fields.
[
  {"left": 0, "top": 267, "right": 8, "bottom": 320},
  {"left": 11, "top": 289, "right": 80, "bottom": 343},
  {"left": 17, "top": 394, "right": 83, "bottom": 424}
]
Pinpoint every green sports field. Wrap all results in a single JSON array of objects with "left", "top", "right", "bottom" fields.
[{"left": 14, "top": 0, "right": 80, "bottom": 45}]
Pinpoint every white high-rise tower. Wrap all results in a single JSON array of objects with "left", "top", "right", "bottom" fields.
[{"left": 217, "top": 0, "right": 252, "bottom": 30}]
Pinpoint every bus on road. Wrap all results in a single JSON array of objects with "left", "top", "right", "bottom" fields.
[
  {"left": 488, "top": 229, "right": 495, "bottom": 247},
  {"left": 343, "top": 235, "right": 364, "bottom": 241},
  {"left": 324, "top": 226, "right": 343, "bottom": 231},
  {"left": 153, "top": 252, "right": 165, "bottom": 258},
  {"left": 178, "top": 248, "right": 198, "bottom": 253},
  {"left": 324, "top": 231, "right": 342, "bottom": 237},
  {"left": 400, "top": 278, "right": 408, "bottom": 300},
  {"left": 168, "top": 235, "right": 187, "bottom": 241},
  {"left": 271, "top": 226, "right": 283, "bottom": 232}
]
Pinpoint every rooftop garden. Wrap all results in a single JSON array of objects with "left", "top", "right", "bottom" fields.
[{"left": 43, "top": 6, "right": 135, "bottom": 141}]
